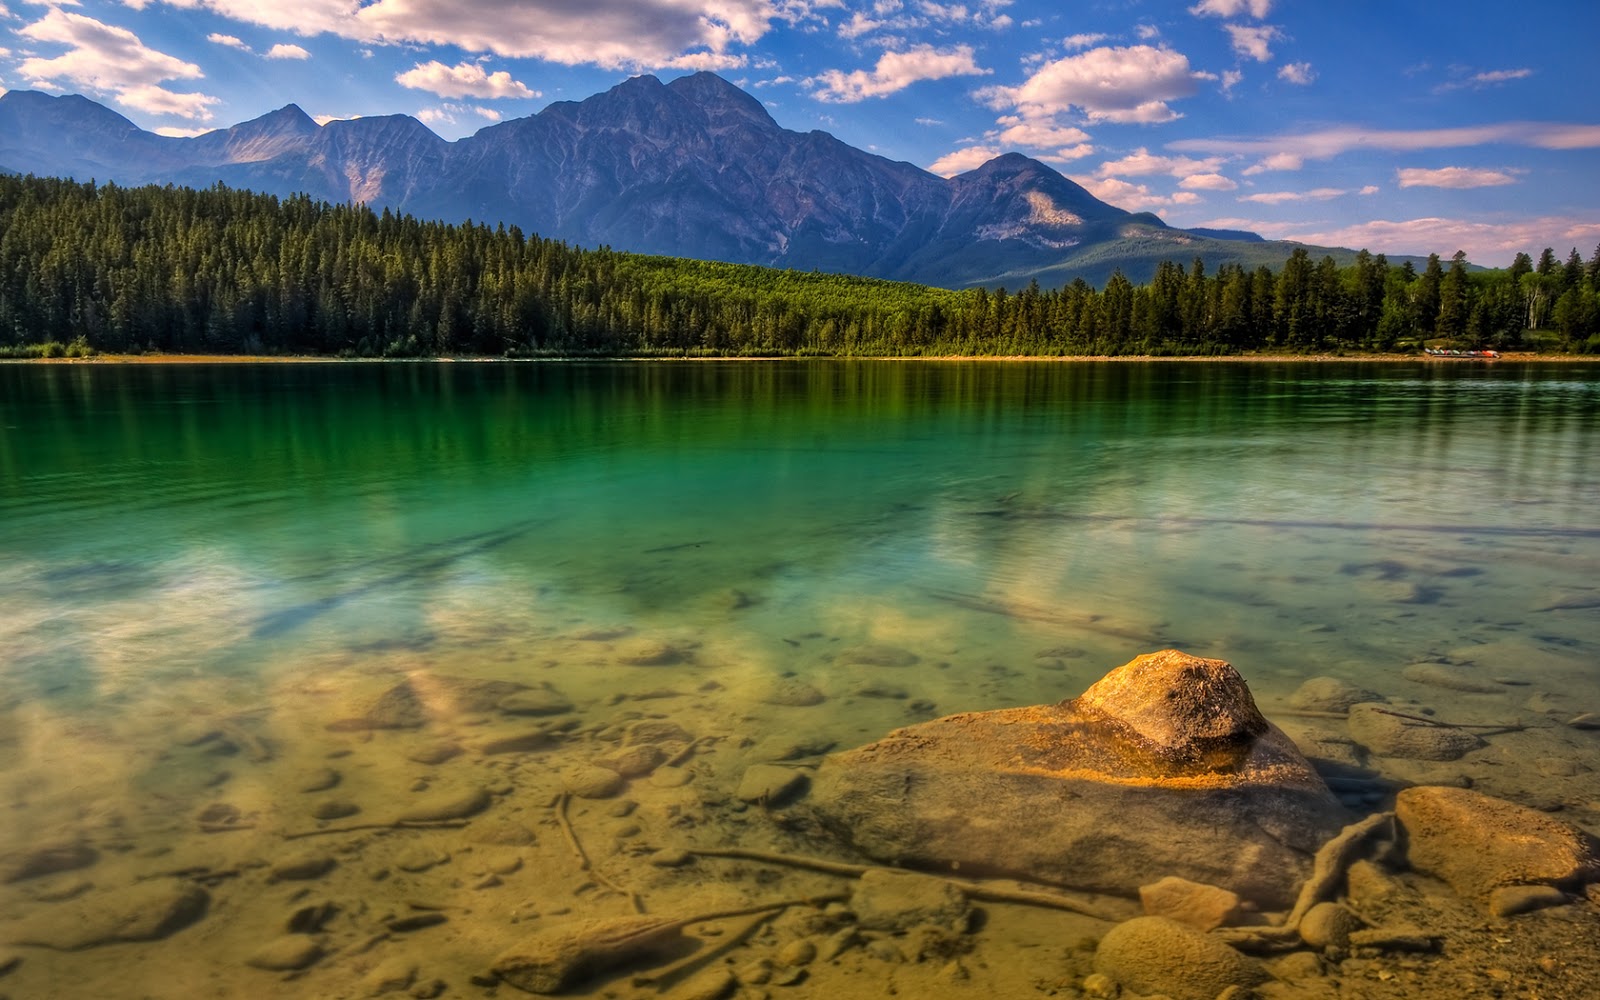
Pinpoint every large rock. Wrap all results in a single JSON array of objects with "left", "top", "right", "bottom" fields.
[
  {"left": 1396, "top": 786, "right": 1600, "bottom": 902},
  {"left": 12, "top": 882, "right": 209, "bottom": 950},
  {"left": 808, "top": 650, "right": 1345, "bottom": 907}
]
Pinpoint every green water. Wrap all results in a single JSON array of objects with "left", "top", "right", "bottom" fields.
[{"left": 1, "top": 359, "right": 1598, "bottom": 996}]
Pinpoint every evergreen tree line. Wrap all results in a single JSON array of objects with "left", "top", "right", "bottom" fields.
[{"left": 2, "top": 174, "right": 1597, "bottom": 358}]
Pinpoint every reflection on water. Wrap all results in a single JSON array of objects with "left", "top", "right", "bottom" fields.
[{"left": 1, "top": 360, "right": 1597, "bottom": 997}]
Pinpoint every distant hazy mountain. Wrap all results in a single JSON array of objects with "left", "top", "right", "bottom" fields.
[{"left": 0, "top": 74, "right": 1388, "bottom": 288}]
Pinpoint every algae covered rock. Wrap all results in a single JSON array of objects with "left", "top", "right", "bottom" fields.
[{"left": 808, "top": 650, "right": 1345, "bottom": 907}]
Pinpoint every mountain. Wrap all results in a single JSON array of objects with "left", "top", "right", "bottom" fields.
[{"left": 0, "top": 75, "right": 1384, "bottom": 288}]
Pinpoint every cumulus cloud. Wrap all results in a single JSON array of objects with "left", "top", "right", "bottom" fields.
[
  {"left": 207, "top": 33, "right": 250, "bottom": 51},
  {"left": 929, "top": 145, "right": 1002, "bottom": 176},
  {"left": 1359, "top": 185, "right": 1379, "bottom": 195},
  {"left": 989, "top": 45, "right": 1201, "bottom": 124},
  {"left": 18, "top": 9, "right": 219, "bottom": 120},
  {"left": 1062, "top": 33, "right": 1108, "bottom": 50},
  {"left": 1189, "top": 0, "right": 1272, "bottom": 17},
  {"left": 1070, "top": 174, "right": 1199, "bottom": 212},
  {"left": 992, "top": 117, "right": 1090, "bottom": 149},
  {"left": 811, "top": 44, "right": 988, "bottom": 103},
  {"left": 265, "top": 43, "right": 310, "bottom": 60},
  {"left": 417, "top": 102, "right": 504, "bottom": 128},
  {"left": 1095, "top": 147, "right": 1225, "bottom": 179},
  {"left": 1219, "top": 69, "right": 1242, "bottom": 95},
  {"left": 1277, "top": 61, "right": 1313, "bottom": 85},
  {"left": 1180, "top": 173, "right": 1237, "bottom": 191},
  {"left": 1239, "top": 187, "right": 1347, "bottom": 204},
  {"left": 1223, "top": 24, "right": 1278, "bottom": 62},
  {"left": 1242, "top": 152, "right": 1302, "bottom": 174},
  {"left": 1171, "top": 122, "right": 1600, "bottom": 160},
  {"left": 1396, "top": 166, "right": 1519, "bottom": 189},
  {"left": 149, "top": 0, "right": 777, "bottom": 71},
  {"left": 395, "top": 60, "right": 537, "bottom": 100}
]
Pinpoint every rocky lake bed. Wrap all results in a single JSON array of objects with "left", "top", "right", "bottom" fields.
[{"left": 3, "top": 627, "right": 1599, "bottom": 1000}]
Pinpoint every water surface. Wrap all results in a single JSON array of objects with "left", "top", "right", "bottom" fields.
[{"left": 1, "top": 360, "right": 1597, "bottom": 996}]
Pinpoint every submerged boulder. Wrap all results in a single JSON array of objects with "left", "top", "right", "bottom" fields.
[{"left": 807, "top": 649, "right": 1345, "bottom": 907}]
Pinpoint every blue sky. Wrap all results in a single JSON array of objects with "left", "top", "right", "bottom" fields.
[{"left": 2, "top": 0, "right": 1597, "bottom": 266}]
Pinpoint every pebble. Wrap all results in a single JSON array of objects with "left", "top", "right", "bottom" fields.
[
  {"left": 592, "top": 744, "right": 666, "bottom": 777},
  {"left": 778, "top": 939, "right": 816, "bottom": 967},
  {"left": 1299, "top": 902, "right": 1363, "bottom": 950},
  {"left": 1488, "top": 885, "right": 1569, "bottom": 918},
  {"left": 362, "top": 957, "right": 418, "bottom": 994},
  {"left": 498, "top": 689, "right": 575, "bottom": 717},
  {"left": 1287, "top": 676, "right": 1385, "bottom": 713},
  {"left": 479, "top": 729, "right": 555, "bottom": 755},
  {"left": 852, "top": 683, "right": 909, "bottom": 700},
  {"left": 312, "top": 799, "right": 361, "bottom": 821},
  {"left": 397, "top": 787, "right": 492, "bottom": 823},
  {"left": 649, "top": 766, "right": 694, "bottom": 788},
  {"left": 1, "top": 843, "right": 98, "bottom": 884},
  {"left": 738, "top": 958, "right": 773, "bottom": 985},
  {"left": 674, "top": 967, "right": 735, "bottom": 1000},
  {"left": 407, "top": 742, "right": 463, "bottom": 766},
  {"left": 850, "top": 869, "right": 969, "bottom": 932},
  {"left": 395, "top": 848, "right": 450, "bottom": 873},
  {"left": 1400, "top": 664, "right": 1506, "bottom": 694},
  {"left": 623, "top": 720, "right": 694, "bottom": 746},
  {"left": 736, "top": 765, "right": 809, "bottom": 805},
  {"left": 246, "top": 934, "right": 324, "bottom": 971},
  {"left": 1081, "top": 972, "right": 1120, "bottom": 998},
  {"left": 286, "top": 901, "right": 338, "bottom": 934},
  {"left": 649, "top": 849, "right": 693, "bottom": 868},
  {"left": 563, "top": 765, "right": 625, "bottom": 799},
  {"left": 13, "top": 883, "right": 209, "bottom": 950},
  {"left": 607, "top": 799, "right": 638, "bottom": 818},
  {"left": 761, "top": 678, "right": 827, "bottom": 707},
  {"left": 815, "top": 927, "right": 857, "bottom": 962},
  {"left": 271, "top": 852, "right": 337, "bottom": 881},
  {"left": 297, "top": 767, "right": 341, "bottom": 793},
  {"left": 386, "top": 912, "right": 449, "bottom": 933}
]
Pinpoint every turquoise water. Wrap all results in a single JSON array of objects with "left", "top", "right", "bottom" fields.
[{"left": 1, "top": 359, "right": 1597, "bottom": 996}]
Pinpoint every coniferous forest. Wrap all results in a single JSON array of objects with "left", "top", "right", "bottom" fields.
[{"left": 1, "top": 174, "right": 1597, "bottom": 359}]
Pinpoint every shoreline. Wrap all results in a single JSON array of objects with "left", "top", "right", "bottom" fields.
[{"left": 10, "top": 351, "right": 1597, "bottom": 365}]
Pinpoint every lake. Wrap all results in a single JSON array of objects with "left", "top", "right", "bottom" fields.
[{"left": 2, "top": 359, "right": 1598, "bottom": 997}]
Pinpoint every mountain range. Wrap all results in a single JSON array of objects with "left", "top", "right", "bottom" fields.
[{"left": 0, "top": 73, "right": 1391, "bottom": 288}]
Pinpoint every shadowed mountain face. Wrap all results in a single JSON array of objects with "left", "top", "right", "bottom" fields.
[{"left": 0, "top": 73, "right": 1348, "bottom": 288}]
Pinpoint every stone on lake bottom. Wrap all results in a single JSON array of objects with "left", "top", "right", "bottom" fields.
[
  {"left": 1395, "top": 786, "right": 1600, "bottom": 904},
  {"left": 1093, "top": 916, "right": 1267, "bottom": 1000},
  {"left": 563, "top": 766, "right": 625, "bottom": 799},
  {"left": 397, "top": 787, "right": 492, "bottom": 823},
  {"left": 848, "top": 868, "right": 970, "bottom": 932},
  {"left": 736, "top": 765, "right": 809, "bottom": 806},
  {"left": 1137, "top": 876, "right": 1242, "bottom": 931},
  {"left": 246, "top": 934, "right": 324, "bottom": 971},
  {"left": 1346, "top": 703, "right": 1484, "bottom": 761},
  {"left": 808, "top": 650, "right": 1345, "bottom": 907},
  {"left": 1488, "top": 885, "right": 1570, "bottom": 918},
  {"left": 14, "top": 882, "right": 209, "bottom": 950},
  {"left": 1287, "top": 676, "right": 1384, "bottom": 713}
]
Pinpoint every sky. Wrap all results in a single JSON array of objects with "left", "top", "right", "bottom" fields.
[{"left": 2, "top": 0, "right": 1598, "bottom": 267}]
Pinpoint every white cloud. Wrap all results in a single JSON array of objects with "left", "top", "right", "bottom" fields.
[
  {"left": 929, "top": 145, "right": 1001, "bottom": 176},
  {"left": 1095, "top": 147, "right": 1224, "bottom": 179},
  {"left": 660, "top": 51, "right": 748, "bottom": 71},
  {"left": 265, "top": 43, "right": 310, "bottom": 60},
  {"left": 1396, "top": 166, "right": 1519, "bottom": 189},
  {"left": 1180, "top": 172, "right": 1237, "bottom": 191},
  {"left": 989, "top": 45, "right": 1200, "bottom": 124},
  {"left": 1359, "top": 185, "right": 1379, "bottom": 195},
  {"left": 1062, "top": 33, "right": 1107, "bottom": 50},
  {"left": 1241, "top": 152, "right": 1302, "bottom": 174},
  {"left": 1223, "top": 24, "right": 1278, "bottom": 62},
  {"left": 1037, "top": 144, "right": 1095, "bottom": 163},
  {"left": 18, "top": 9, "right": 219, "bottom": 120},
  {"left": 417, "top": 102, "right": 504, "bottom": 127},
  {"left": 314, "top": 113, "right": 360, "bottom": 125},
  {"left": 1239, "top": 187, "right": 1347, "bottom": 204},
  {"left": 1070, "top": 174, "right": 1198, "bottom": 212},
  {"left": 207, "top": 33, "right": 250, "bottom": 51},
  {"left": 1267, "top": 217, "right": 1600, "bottom": 268},
  {"left": 915, "top": 116, "right": 943, "bottom": 125},
  {"left": 117, "top": 84, "right": 221, "bottom": 120},
  {"left": 395, "top": 60, "right": 537, "bottom": 100},
  {"left": 1135, "top": 24, "right": 1160, "bottom": 40},
  {"left": 992, "top": 117, "right": 1090, "bottom": 149},
  {"left": 1470, "top": 68, "right": 1531, "bottom": 85},
  {"left": 1277, "top": 61, "right": 1313, "bottom": 85},
  {"left": 1189, "top": 0, "right": 1272, "bottom": 17},
  {"left": 1219, "top": 69, "right": 1242, "bottom": 95},
  {"left": 1171, "top": 122, "right": 1600, "bottom": 160},
  {"left": 156, "top": 0, "right": 776, "bottom": 72},
  {"left": 811, "top": 44, "right": 988, "bottom": 103},
  {"left": 154, "top": 124, "right": 214, "bottom": 137}
]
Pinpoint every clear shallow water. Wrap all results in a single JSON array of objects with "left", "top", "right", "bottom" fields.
[{"left": 1, "top": 359, "right": 1598, "bottom": 996}]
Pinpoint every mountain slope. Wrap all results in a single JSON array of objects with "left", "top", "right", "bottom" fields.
[{"left": 0, "top": 76, "right": 1390, "bottom": 288}]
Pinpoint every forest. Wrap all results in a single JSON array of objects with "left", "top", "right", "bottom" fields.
[{"left": 1, "top": 174, "right": 1597, "bottom": 358}]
